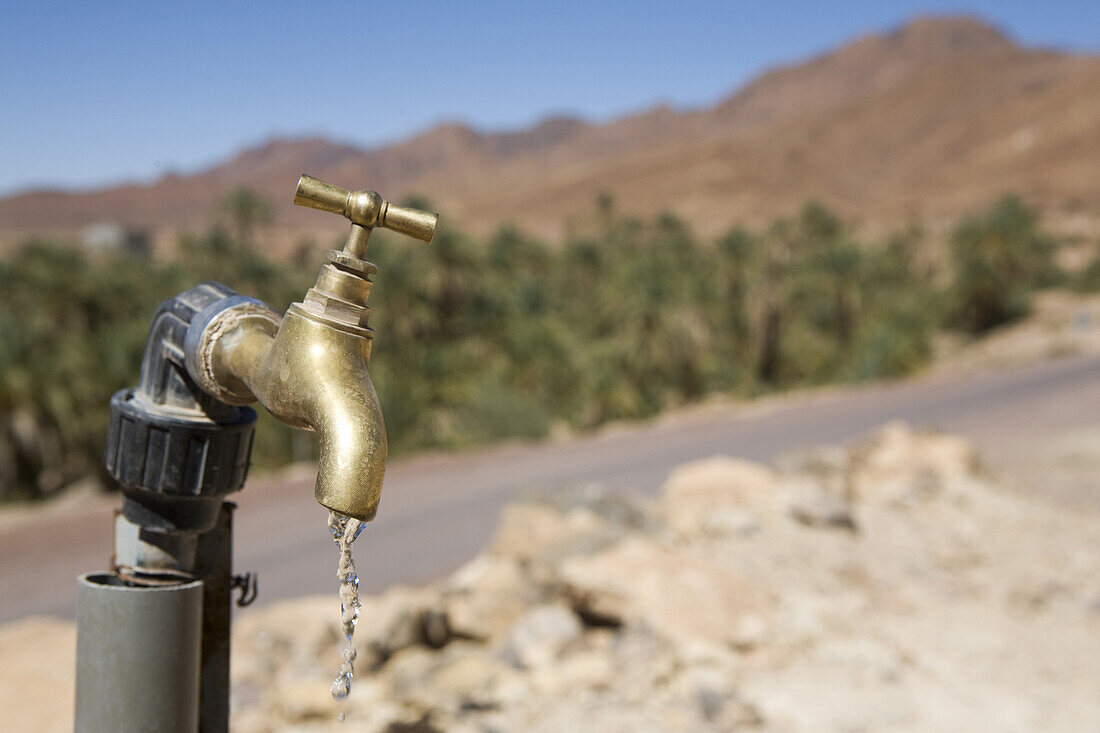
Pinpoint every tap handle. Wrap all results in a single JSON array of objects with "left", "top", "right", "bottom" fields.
[
  {"left": 292, "top": 175, "right": 349, "bottom": 217},
  {"left": 379, "top": 202, "right": 438, "bottom": 244},
  {"left": 294, "top": 174, "right": 438, "bottom": 244}
]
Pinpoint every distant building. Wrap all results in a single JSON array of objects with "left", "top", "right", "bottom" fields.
[{"left": 81, "top": 221, "right": 150, "bottom": 257}]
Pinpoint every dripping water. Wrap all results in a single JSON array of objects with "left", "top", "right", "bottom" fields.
[{"left": 328, "top": 510, "right": 365, "bottom": 704}]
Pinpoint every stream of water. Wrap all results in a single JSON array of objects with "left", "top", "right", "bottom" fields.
[{"left": 328, "top": 510, "right": 365, "bottom": 704}]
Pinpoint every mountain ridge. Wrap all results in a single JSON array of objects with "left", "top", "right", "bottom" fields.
[{"left": 3, "top": 15, "right": 1098, "bottom": 246}]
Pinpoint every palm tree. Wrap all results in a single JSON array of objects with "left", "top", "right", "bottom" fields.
[{"left": 221, "top": 187, "right": 272, "bottom": 251}]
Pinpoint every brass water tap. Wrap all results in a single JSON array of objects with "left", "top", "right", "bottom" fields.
[
  {"left": 183, "top": 176, "right": 437, "bottom": 521},
  {"left": 88, "top": 178, "right": 437, "bottom": 730}
]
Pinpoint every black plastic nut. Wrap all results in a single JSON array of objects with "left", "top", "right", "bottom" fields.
[{"left": 106, "top": 389, "right": 256, "bottom": 499}]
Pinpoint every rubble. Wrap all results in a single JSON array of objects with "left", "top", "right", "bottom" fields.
[
  {"left": 223, "top": 422, "right": 1100, "bottom": 732},
  {"left": 3, "top": 422, "right": 1097, "bottom": 731}
]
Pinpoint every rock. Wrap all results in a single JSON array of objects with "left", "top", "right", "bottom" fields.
[
  {"left": 385, "top": 645, "right": 442, "bottom": 702},
  {"left": 660, "top": 456, "right": 777, "bottom": 537},
  {"left": 699, "top": 507, "right": 763, "bottom": 537},
  {"left": 849, "top": 421, "right": 980, "bottom": 502},
  {"left": 786, "top": 477, "right": 856, "bottom": 531},
  {"left": 775, "top": 443, "right": 849, "bottom": 478},
  {"left": 535, "top": 482, "right": 655, "bottom": 529},
  {"left": 561, "top": 536, "right": 770, "bottom": 647},
  {"left": 269, "top": 678, "right": 339, "bottom": 722},
  {"left": 381, "top": 713, "right": 447, "bottom": 733},
  {"left": 230, "top": 596, "right": 340, "bottom": 685},
  {"left": 446, "top": 722, "right": 496, "bottom": 733},
  {"left": 428, "top": 650, "right": 510, "bottom": 701},
  {"left": 489, "top": 501, "right": 621, "bottom": 564},
  {"left": 613, "top": 625, "right": 674, "bottom": 674},
  {"left": 444, "top": 554, "right": 543, "bottom": 642},
  {"left": 674, "top": 664, "right": 763, "bottom": 727},
  {"left": 360, "top": 586, "right": 450, "bottom": 666},
  {"left": 490, "top": 503, "right": 570, "bottom": 562},
  {"left": 504, "top": 605, "right": 583, "bottom": 668},
  {"left": 447, "top": 553, "right": 527, "bottom": 595},
  {"left": 383, "top": 642, "right": 517, "bottom": 718},
  {"left": 524, "top": 649, "right": 613, "bottom": 697},
  {"left": 556, "top": 649, "right": 614, "bottom": 690},
  {"left": 676, "top": 638, "right": 741, "bottom": 671},
  {"left": 491, "top": 665, "right": 533, "bottom": 707}
]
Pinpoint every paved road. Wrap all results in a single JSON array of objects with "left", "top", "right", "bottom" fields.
[{"left": 2, "top": 354, "right": 1098, "bottom": 624}]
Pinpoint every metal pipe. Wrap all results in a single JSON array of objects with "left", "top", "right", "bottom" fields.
[
  {"left": 193, "top": 504, "right": 234, "bottom": 733},
  {"left": 107, "top": 503, "right": 235, "bottom": 731},
  {"left": 75, "top": 573, "right": 204, "bottom": 733}
]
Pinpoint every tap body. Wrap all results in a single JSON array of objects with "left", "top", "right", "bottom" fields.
[{"left": 185, "top": 288, "right": 387, "bottom": 521}]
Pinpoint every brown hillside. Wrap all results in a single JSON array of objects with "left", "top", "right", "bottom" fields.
[{"left": 2, "top": 15, "right": 1098, "bottom": 248}]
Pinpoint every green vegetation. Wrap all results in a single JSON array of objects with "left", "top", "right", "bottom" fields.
[
  {"left": 946, "top": 195, "right": 1060, "bottom": 333},
  {"left": 220, "top": 186, "right": 273, "bottom": 251},
  {"left": 0, "top": 194, "right": 1068, "bottom": 500}
]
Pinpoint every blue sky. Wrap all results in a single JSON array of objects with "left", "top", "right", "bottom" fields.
[{"left": 2, "top": 0, "right": 1097, "bottom": 195}]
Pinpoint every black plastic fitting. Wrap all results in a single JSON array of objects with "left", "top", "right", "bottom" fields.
[{"left": 104, "top": 283, "right": 260, "bottom": 533}]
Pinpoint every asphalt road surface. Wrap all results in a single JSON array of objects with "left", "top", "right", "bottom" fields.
[{"left": 2, "top": 354, "right": 1098, "bottom": 624}]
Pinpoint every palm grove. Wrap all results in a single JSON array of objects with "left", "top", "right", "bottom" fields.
[{"left": 0, "top": 192, "right": 1065, "bottom": 499}]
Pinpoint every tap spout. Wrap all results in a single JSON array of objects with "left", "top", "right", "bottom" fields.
[{"left": 186, "top": 297, "right": 388, "bottom": 521}]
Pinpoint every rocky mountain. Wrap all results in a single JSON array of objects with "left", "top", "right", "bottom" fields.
[{"left": 2, "top": 15, "right": 1098, "bottom": 247}]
